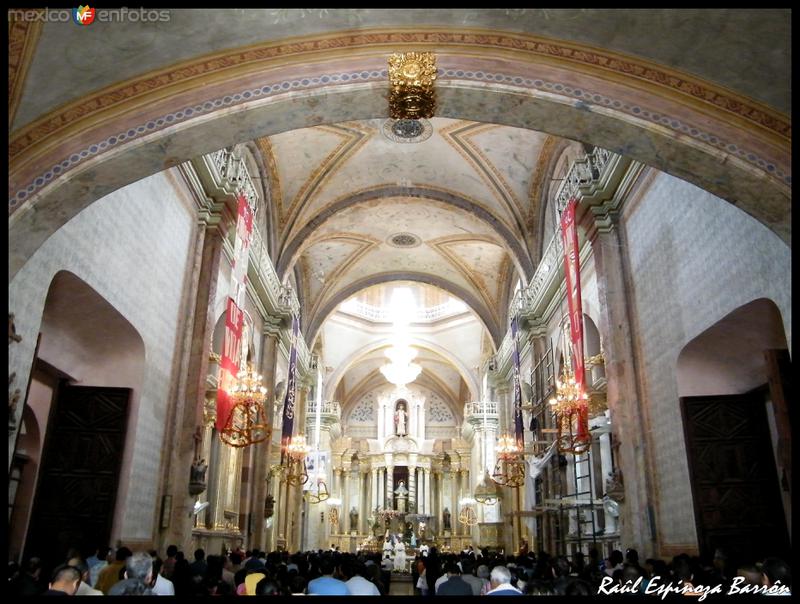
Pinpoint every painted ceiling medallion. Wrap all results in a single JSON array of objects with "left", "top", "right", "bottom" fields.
[
  {"left": 382, "top": 118, "right": 433, "bottom": 143},
  {"left": 387, "top": 232, "right": 421, "bottom": 248},
  {"left": 388, "top": 51, "right": 437, "bottom": 120}
]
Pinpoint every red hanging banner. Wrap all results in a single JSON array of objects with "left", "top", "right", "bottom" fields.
[
  {"left": 559, "top": 197, "right": 589, "bottom": 444},
  {"left": 216, "top": 194, "right": 254, "bottom": 432}
]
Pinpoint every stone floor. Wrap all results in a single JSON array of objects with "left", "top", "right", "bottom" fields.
[{"left": 388, "top": 573, "right": 415, "bottom": 596}]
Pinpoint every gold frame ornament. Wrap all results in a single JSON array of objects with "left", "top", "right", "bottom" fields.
[{"left": 388, "top": 52, "right": 437, "bottom": 119}]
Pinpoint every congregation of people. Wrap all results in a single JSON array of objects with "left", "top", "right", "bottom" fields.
[{"left": 8, "top": 543, "right": 791, "bottom": 596}]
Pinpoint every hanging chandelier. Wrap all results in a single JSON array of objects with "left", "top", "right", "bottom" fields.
[
  {"left": 474, "top": 469, "right": 499, "bottom": 505},
  {"left": 285, "top": 435, "right": 310, "bottom": 485},
  {"left": 220, "top": 365, "right": 271, "bottom": 447},
  {"left": 550, "top": 367, "right": 591, "bottom": 454},
  {"left": 380, "top": 344, "right": 422, "bottom": 386},
  {"left": 491, "top": 434, "right": 526, "bottom": 488},
  {"left": 304, "top": 472, "right": 330, "bottom": 504},
  {"left": 458, "top": 497, "right": 478, "bottom": 527}
]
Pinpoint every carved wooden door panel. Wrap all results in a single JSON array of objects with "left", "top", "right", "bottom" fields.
[
  {"left": 25, "top": 382, "right": 130, "bottom": 569},
  {"left": 681, "top": 392, "right": 789, "bottom": 560}
]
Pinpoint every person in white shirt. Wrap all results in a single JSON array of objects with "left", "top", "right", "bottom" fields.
[
  {"left": 150, "top": 557, "right": 175, "bottom": 596},
  {"left": 340, "top": 560, "right": 380, "bottom": 596}
]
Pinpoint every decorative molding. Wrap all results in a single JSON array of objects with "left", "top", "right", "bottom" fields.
[
  {"left": 8, "top": 14, "right": 43, "bottom": 129},
  {"left": 9, "top": 29, "right": 789, "bottom": 223}
]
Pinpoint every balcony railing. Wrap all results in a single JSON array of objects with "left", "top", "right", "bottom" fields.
[
  {"left": 306, "top": 400, "right": 342, "bottom": 418},
  {"left": 464, "top": 401, "right": 499, "bottom": 418},
  {"left": 338, "top": 299, "right": 469, "bottom": 322}
]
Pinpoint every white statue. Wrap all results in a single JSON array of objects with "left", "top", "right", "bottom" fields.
[
  {"left": 393, "top": 539, "right": 407, "bottom": 572},
  {"left": 394, "top": 480, "right": 409, "bottom": 513},
  {"left": 395, "top": 403, "right": 407, "bottom": 436}
]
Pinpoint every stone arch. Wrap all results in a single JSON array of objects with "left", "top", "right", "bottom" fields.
[
  {"left": 21, "top": 270, "right": 146, "bottom": 564},
  {"left": 277, "top": 186, "right": 534, "bottom": 281},
  {"left": 308, "top": 273, "right": 502, "bottom": 350},
  {"left": 676, "top": 298, "right": 788, "bottom": 397},
  {"left": 9, "top": 35, "right": 789, "bottom": 279},
  {"left": 326, "top": 337, "right": 480, "bottom": 404}
]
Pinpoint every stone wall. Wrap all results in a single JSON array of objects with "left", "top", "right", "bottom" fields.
[
  {"left": 9, "top": 170, "right": 196, "bottom": 543},
  {"left": 620, "top": 171, "right": 791, "bottom": 549}
]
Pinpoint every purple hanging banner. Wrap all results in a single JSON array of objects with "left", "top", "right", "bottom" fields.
[
  {"left": 280, "top": 314, "right": 300, "bottom": 463},
  {"left": 511, "top": 315, "right": 525, "bottom": 450}
]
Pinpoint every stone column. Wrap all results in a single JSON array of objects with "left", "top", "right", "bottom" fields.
[
  {"left": 250, "top": 324, "right": 280, "bottom": 550},
  {"left": 386, "top": 463, "right": 394, "bottom": 510},
  {"left": 409, "top": 465, "right": 417, "bottom": 514},
  {"left": 162, "top": 212, "right": 226, "bottom": 553},
  {"left": 581, "top": 207, "right": 656, "bottom": 554},
  {"left": 371, "top": 468, "right": 379, "bottom": 513},
  {"left": 424, "top": 468, "right": 431, "bottom": 516}
]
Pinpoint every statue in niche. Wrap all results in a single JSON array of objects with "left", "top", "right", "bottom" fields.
[
  {"left": 442, "top": 507, "right": 451, "bottom": 530},
  {"left": 394, "top": 480, "right": 409, "bottom": 512},
  {"left": 350, "top": 506, "right": 359, "bottom": 530},
  {"left": 394, "top": 401, "right": 407, "bottom": 436}
]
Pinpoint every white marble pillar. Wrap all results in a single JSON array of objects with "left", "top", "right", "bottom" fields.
[
  {"left": 409, "top": 466, "right": 417, "bottom": 513},
  {"left": 424, "top": 468, "right": 431, "bottom": 515},
  {"left": 371, "top": 468, "right": 378, "bottom": 512},
  {"left": 386, "top": 466, "right": 394, "bottom": 510}
]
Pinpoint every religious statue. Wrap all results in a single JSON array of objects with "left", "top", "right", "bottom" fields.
[
  {"left": 189, "top": 458, "right": 208, "bottom": 496},
  {"left": 410, "top": 531, "right": 417, "bottom": 547},
  {"left": 349, "top": 506, "right": 359, "bottom": 530},
  {"left": 383, "top": 537, "right": 393, "bottom": 558},
  {"left": 395, "top": 402, "right": 407, "bottom": 436},
  {"left": 393, "top": 539, "right": 407, "bottom": 572},
  {"left": 442, "top": 507, "right": 451, "bottom": 530},
  {"left": 394, "top": 480, "right": 409, "bottom": 513}
]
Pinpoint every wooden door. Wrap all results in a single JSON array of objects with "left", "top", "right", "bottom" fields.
[
  {"left": 681, "top": 390, "right": 789, "bottom": 560},
  {"left": 24, "top": 382, "right": 130, "bottom": 569}
]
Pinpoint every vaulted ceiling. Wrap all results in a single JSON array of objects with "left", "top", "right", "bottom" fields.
[{"left": 257, "top": 118, "right": 566, "bottom": 345}]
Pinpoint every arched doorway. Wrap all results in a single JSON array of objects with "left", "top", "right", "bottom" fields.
[
  {"left": 677, "top": 298, "right": 791, "bottom": 562},
  {"left": 17, "top": 271, "right": 145, "bottom": 571}
]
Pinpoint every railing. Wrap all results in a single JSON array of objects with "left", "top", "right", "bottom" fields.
[
  {"left": 306, "top": 400, "right": 342, "bottom": 418},
  {"left": 211, "top": 147, "right": 259, "bottom": 208},
  {"left": 338, "top": 299, "right": 468, "bottom": 322},
  {"left": 554, "top": 146, "right": 613, "bottom": 214},
  {"left": 464, "top": 401, "right": 499, "bottom": 418}
]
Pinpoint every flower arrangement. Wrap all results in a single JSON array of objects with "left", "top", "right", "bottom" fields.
[{"left": 377, "top": 508, "right": 404, "bottom": 520}]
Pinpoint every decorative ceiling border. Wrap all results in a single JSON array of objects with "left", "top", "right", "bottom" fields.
[
  {"left": 9, "top": 63, "right": 789, "bottom": 218},
  {"left": 440, "top": 120, "right": 527, "bottom": 233},
  {"left": 278, "top": 184, "right": 530, "bottom": 280},
  {"left": 526, "top": 135, "right": 560, "bottom": 233},
  {"left": 428, "top": 234, "right": 508, "bottom": 327},
  {"left": 11, "top": 28, "right": 788, "bottom": 156},
  {"left": 279, "top": 122, "right": 374, "bottom": 238},
  {"left": 254, "top": 136, "right": 284, "bottom": 228},
  {"left": 302, "top": 233, "right": 381, "bottom": 324},
  {"left": 8, "top": 14, "right": 43, "bottom": 129}
]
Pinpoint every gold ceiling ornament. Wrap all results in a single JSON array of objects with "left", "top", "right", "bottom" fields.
[
  {"left": 285, "top": 435, "right": 310, "bottom": 486},
  {"left": 219, "top": 365, "right": 271, "bottom": 447},
  {"left": 388, "top": 51, "right": 437, "bottom": 120}
]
